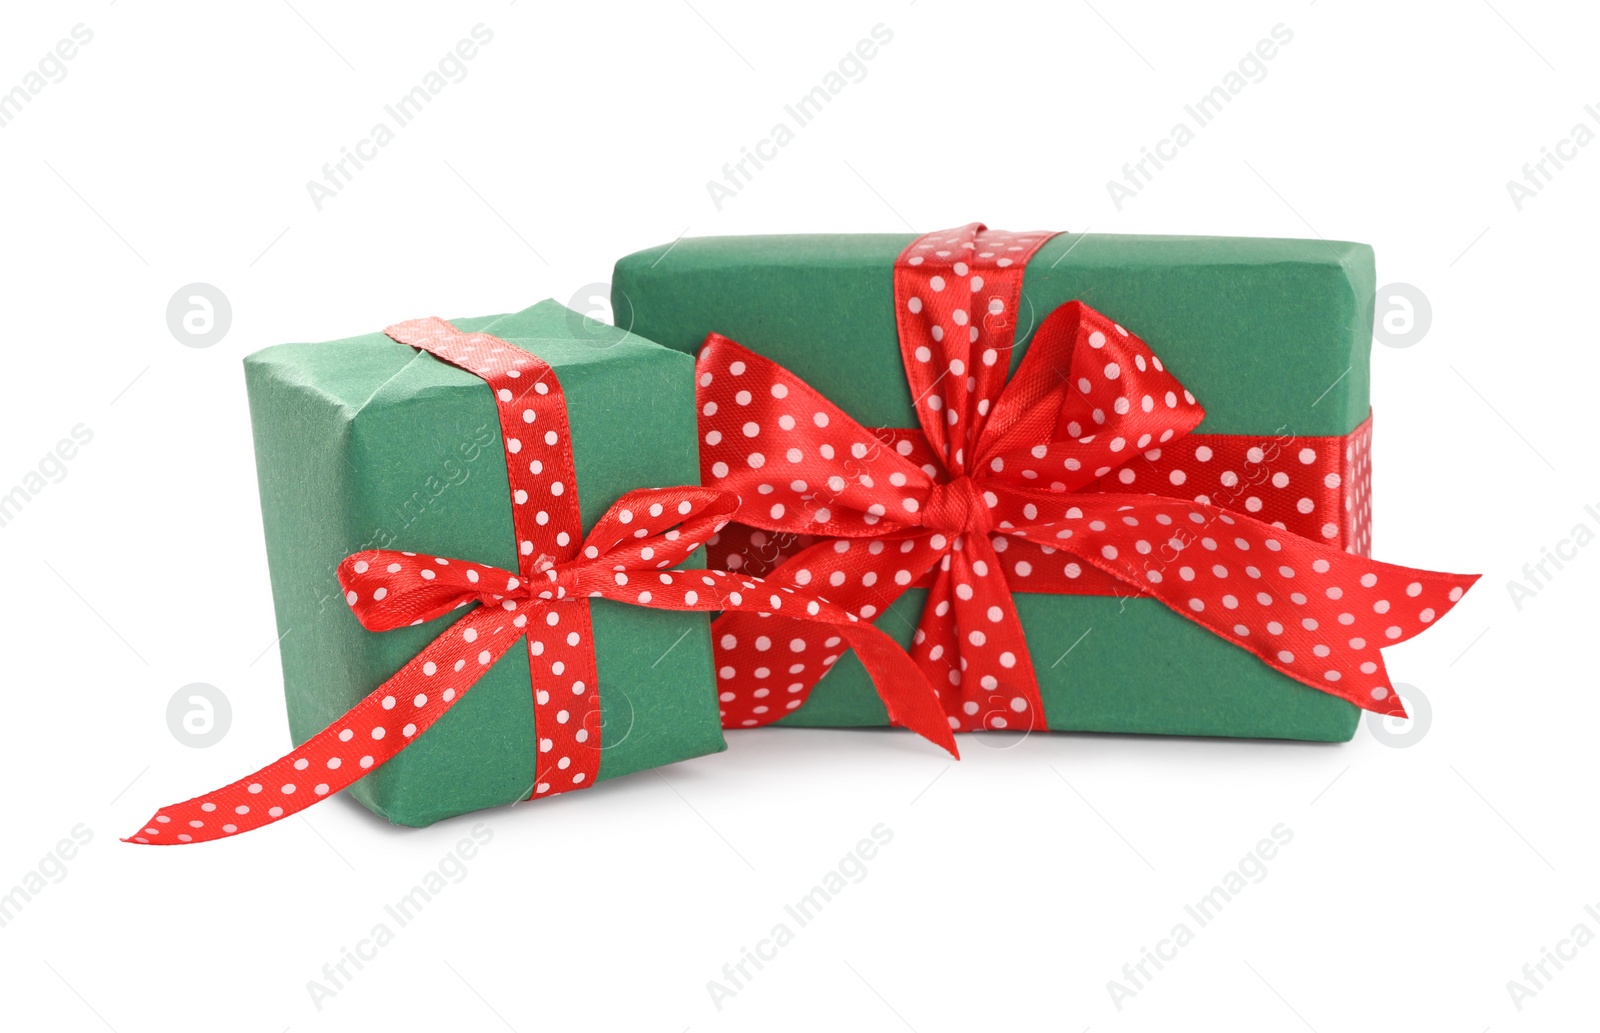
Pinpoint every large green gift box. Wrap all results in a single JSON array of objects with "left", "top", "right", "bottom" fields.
[
  {"left": 613, "top": 232, "right": 1375, "bottom": 742},
  {"left": 245, "top": 300, "right": 723, "bottom": 826}
]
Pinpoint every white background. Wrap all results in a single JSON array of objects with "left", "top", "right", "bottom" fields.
[{"left": 0, "top": 1, "right": 1593, "bottom": 1029}]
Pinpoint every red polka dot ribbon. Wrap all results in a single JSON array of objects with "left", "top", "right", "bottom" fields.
[
  {"left": 699, "top": 224, "right": 1479, "bottom": 733},
  {"left": 126, "top": 319, "right": 954, "bottom": 846},
  {"left": 706, "top": 416, "right": 1376, "bottom": 595}
]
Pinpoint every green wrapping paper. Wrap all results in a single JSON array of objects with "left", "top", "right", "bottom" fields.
[
  {"left": 613, "top": 232, "right": 1376, "bottom": 742},
  {"left": 245, "top": 300, "right": 723, "bottom": 827}
]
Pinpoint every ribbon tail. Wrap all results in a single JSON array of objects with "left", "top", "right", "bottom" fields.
[
  {"left": 912, "top": 537, "right": 1049, "bottom": 732},
  {"left": 708, "top": 531, "right": 955, "bottom": 756},
  {"left": 710, "top": 609, "right": 958, "bottom": 758},
  {"left": 837, "top": 621, "right": 960, "bottom": 757},
  {"left": 124, "top": 607, "right": 522, "bottom": 845},
  {"left": 998, "top": 491, "right": 1478, "bottom": 717}
]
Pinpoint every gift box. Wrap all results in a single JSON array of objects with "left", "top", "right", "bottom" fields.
[
  {"left": 242, "top": 300, "right": 724, "bottom": 826},
  {"left": 613, "top": 230, "right": 1398, "bottom": 742}
]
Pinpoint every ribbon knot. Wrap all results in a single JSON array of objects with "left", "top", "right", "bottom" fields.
[
  {"left": 338, "top": 552, "right": 552, "bottom": 634},
  {"left": 530, "top": 556, "right": 583, "bottom": 601},
  {"left": 922, "top": 475, "right": 992, "bottom": 535}
]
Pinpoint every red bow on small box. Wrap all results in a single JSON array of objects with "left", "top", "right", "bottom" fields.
[
  {"left": 699, "top": 224, "right": 1478, "bottom": 733},
  {"left": 127, "top": 318, "right": 953, "bottom": 845}
]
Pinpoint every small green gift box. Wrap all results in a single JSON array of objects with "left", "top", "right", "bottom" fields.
[{"left": 245, "top": 300, "right": 723, "bottom": 826}]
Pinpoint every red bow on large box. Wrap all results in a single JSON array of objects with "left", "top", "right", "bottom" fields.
[{"left": 699, "top": 224, "right": 1478, "bottom": 733}]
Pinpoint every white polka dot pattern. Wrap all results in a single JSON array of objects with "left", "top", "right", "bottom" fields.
[
  {"left": 698, "top": 225, "right": 1479, "bottom": 734},
  {"left": 383, "top": 317, "right": 601, "bottom": 796},
  {"left": 895, "top": 224, "right": 1058, "bottom": 473}
]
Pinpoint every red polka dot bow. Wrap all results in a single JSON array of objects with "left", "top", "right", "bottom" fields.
[
  {"left": 127, "top": 319, "right": 954, "bottom": 845},
  {"left": 699, "top": 224, "right": 1479, "bottom": 734}
]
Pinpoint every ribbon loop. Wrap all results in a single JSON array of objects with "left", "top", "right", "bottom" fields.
[
  {"left": 339, "top": 552, "right": 519, "bottom": 632},
  {"left": 578, "top": 486, "right": 736, "bottom": 572},
  {"left": 697, "top": 333, "right": 937, "bottom": 540},
  {"left": 980, "top": 300, "right": 1207, "bottom": 489}
]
